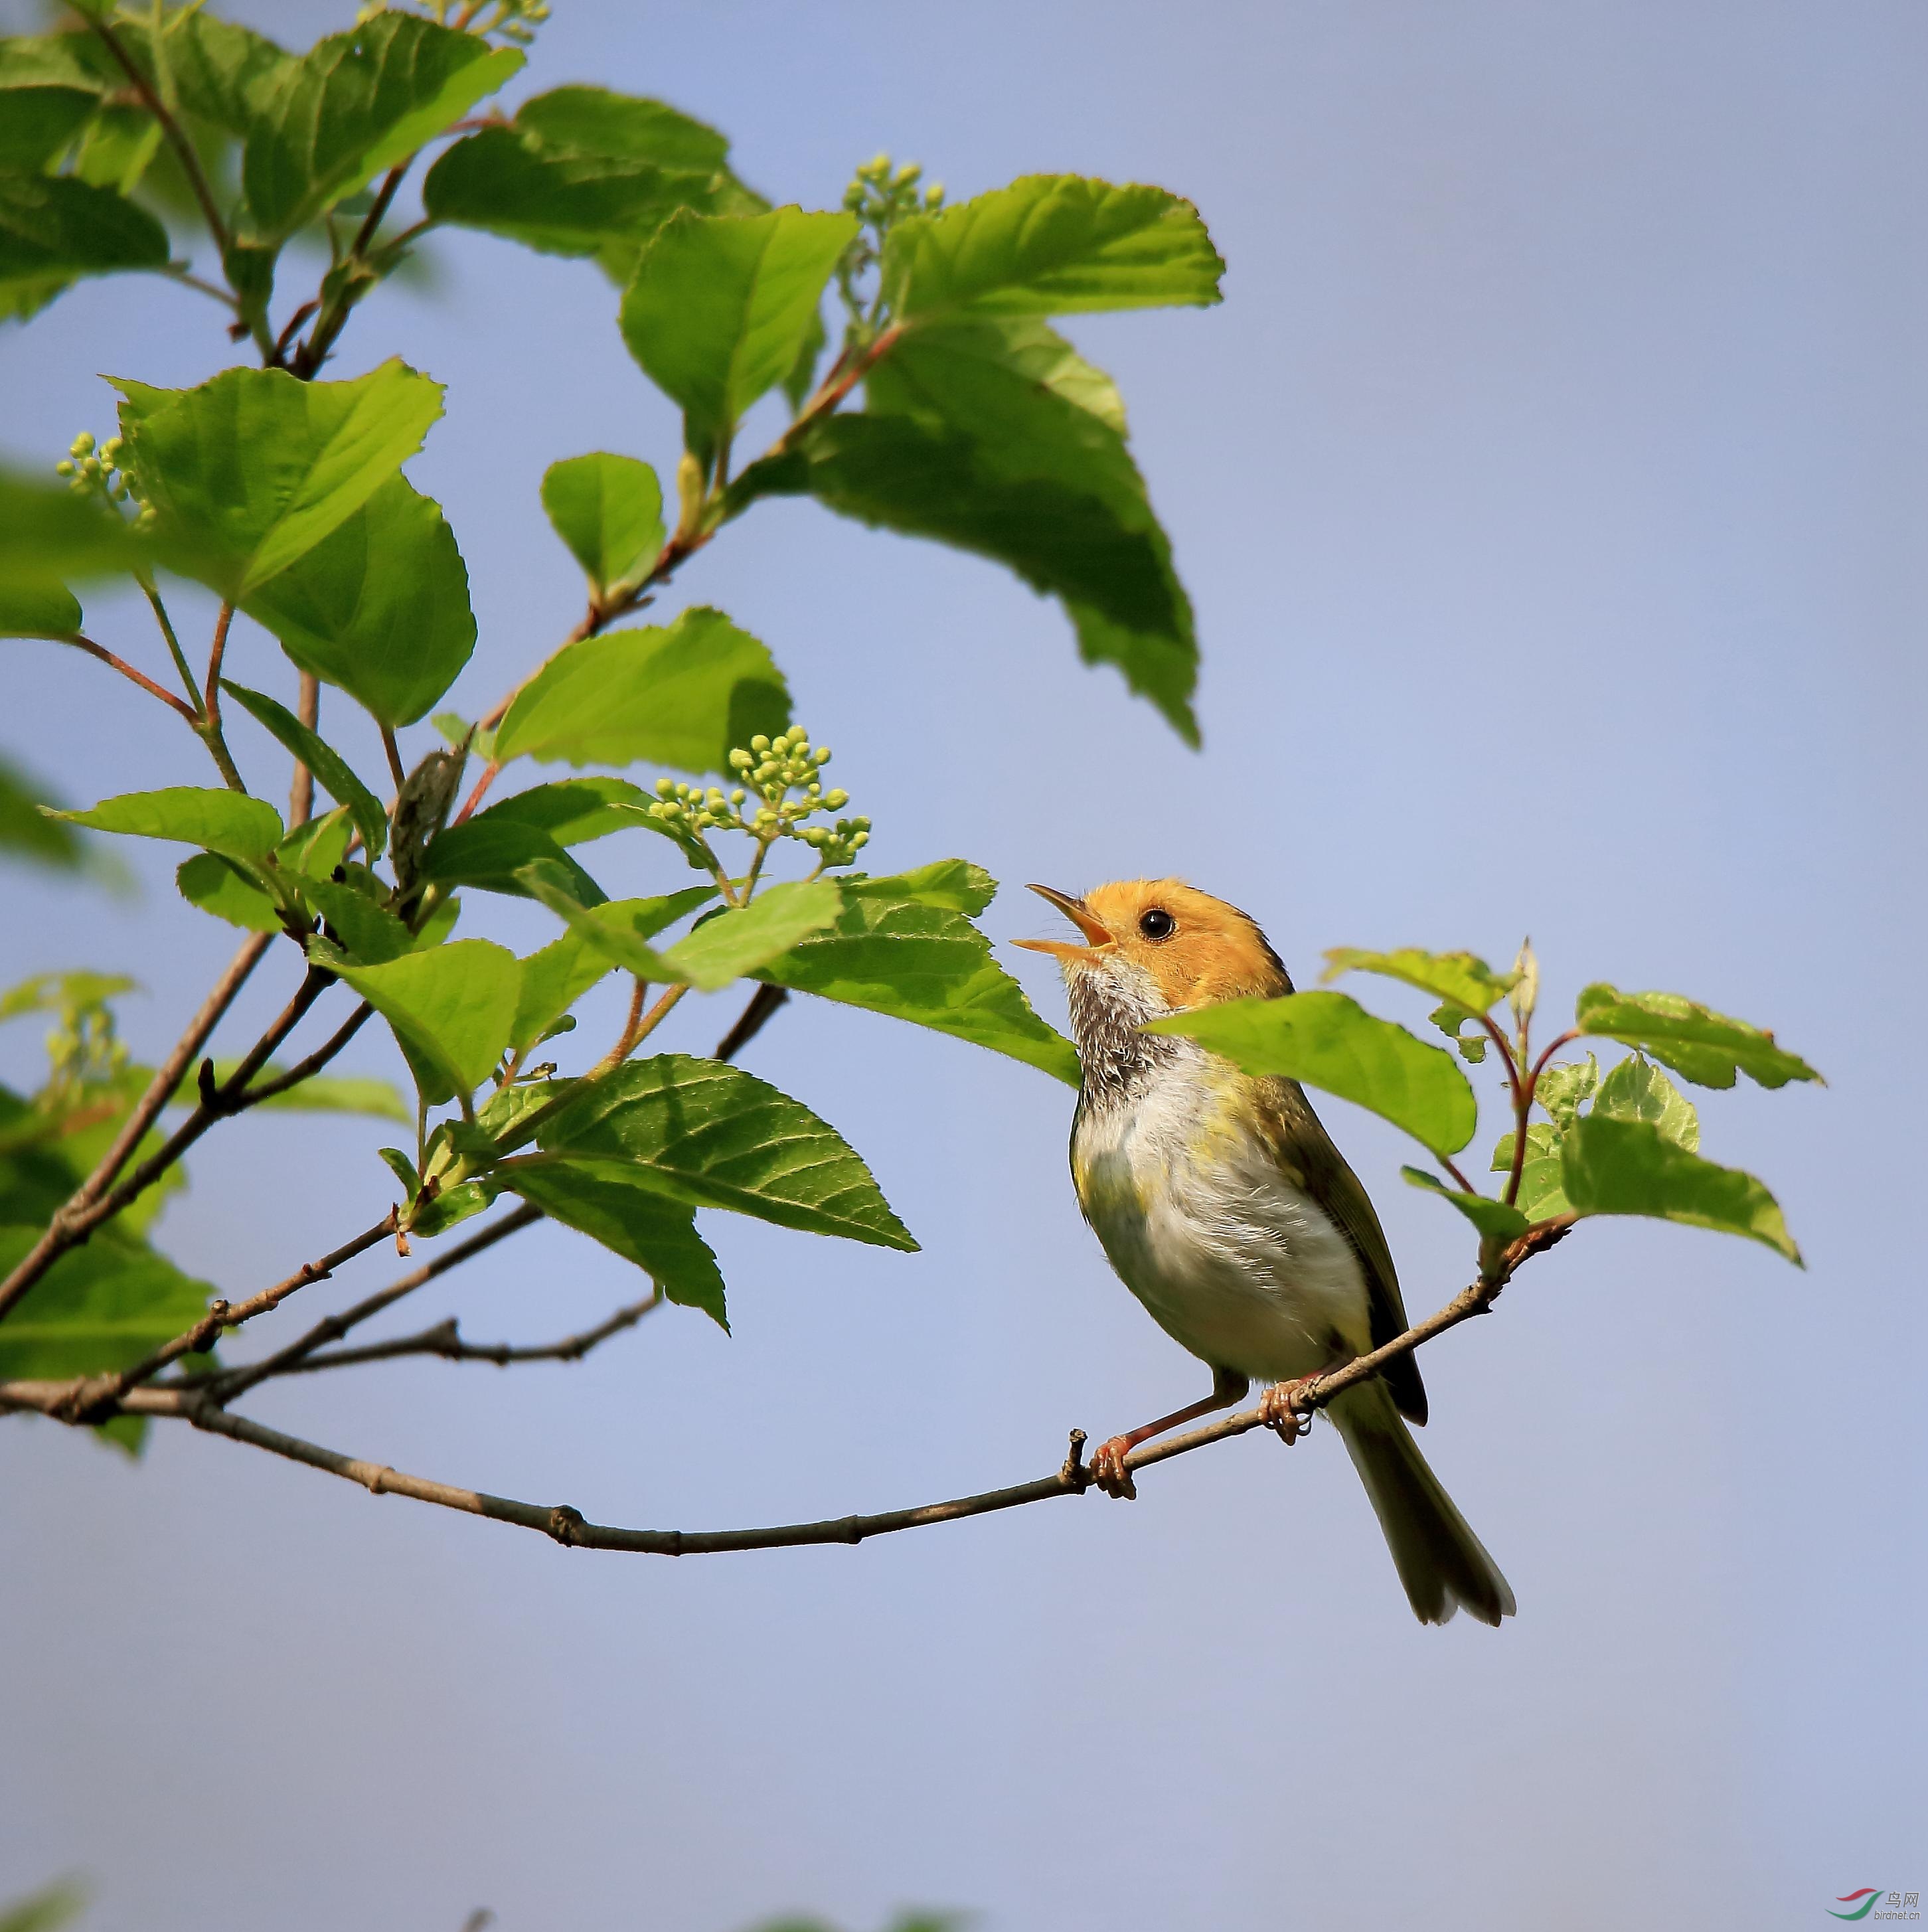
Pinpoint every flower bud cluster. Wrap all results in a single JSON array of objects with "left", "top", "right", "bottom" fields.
[
  {"left": 842, "top": 153, "right": 945, "bottom": 229},
  {"left": 645, "top": 727, "right": 872, "bottom": 868},
  {"left": 56, "top": 432, "right": 153, "bottom": 525}
]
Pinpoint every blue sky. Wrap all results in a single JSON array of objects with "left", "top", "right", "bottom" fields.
[{"left": 2, "top": 4, "right": 1923, "bottom": 1928}]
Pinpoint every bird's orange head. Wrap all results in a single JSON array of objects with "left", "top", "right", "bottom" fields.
[{"left": 1013, "top": 878, "right": 1292, "bottom": 1012}]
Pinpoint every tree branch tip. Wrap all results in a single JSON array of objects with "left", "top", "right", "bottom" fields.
[
  {"left": 546, "top": 1504, "right": 588, "bottom": 1546},
  {"left": 1059, "top": 1427, "right": 1091, "bottom": 1490}
]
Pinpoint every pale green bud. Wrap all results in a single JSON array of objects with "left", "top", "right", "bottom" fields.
[
  {"left": 70, "top": 432, "right": 94, "bottom": 457},
  {"left": 825, "top": 789, "right": 848, "bottom": 809},
  {"left": 55, "top": 459, "right": 75, "bottom": 477}
]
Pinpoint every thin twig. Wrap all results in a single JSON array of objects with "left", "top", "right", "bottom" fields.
[
  {"left": 57, "top": 633, "right": 199, "bottom": 720},
  {"left": 289, "top": 672, "right": 321, "bottom": 827},
  {"left": 380, "top": 724, "right": 407, "bottom": 793},
  {"left": 196, "top": 1203, "right": 545, "bottom": 1404},
  {"left": 88, "top": 17, "right": 229, "bottom": 255},
  {"left": 714, "top": 984, "right": 789, "bottom": 1064},
  {"left": 202, "top": 603, "right": 233, "bottom": 723},
  {"left": 137, "top": 578, "right": 201, "bottom": 712},
  {"left": 1, "top": 1221, "right": 1578, "bottom": 1555},
  {"left": 0, "top": 931, "right": 272, "bottom": 1321},
  {"left": 279, "top": 1291, "right": 660, "bottom": 1376}
]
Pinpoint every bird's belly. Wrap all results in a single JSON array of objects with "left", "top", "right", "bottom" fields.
[{"left": 1074, "top": 1097, "right": 1372, "bottom": 1384}]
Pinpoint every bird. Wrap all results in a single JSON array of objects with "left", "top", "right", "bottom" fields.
[{"left": 1014, "top": 878, "right": 1515, "bottom": 1627}]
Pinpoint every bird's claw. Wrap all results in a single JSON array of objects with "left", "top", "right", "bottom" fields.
[
  {"left": 1089, "top": 1434, "right": 1139, "bottom": 1499},
  {"left": 1261, "top": 1380, "right": 1315, "bottom": 1443}
]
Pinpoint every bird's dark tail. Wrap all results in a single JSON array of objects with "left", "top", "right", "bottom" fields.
[{"left": 1328, "top": 1379, "right": 1516, "bottom": 1627}]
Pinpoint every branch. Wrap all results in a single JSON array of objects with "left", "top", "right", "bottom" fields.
[
  {"left": 88, "top": 17, "right": 230, "bottom": 256},
  {"left": 57, "top": 633, "right": 199, "bottom": 721},
  {"left": 272, "top": 1291, "right": 660, "bottom": 1376},
  {"left": 0, "top": 931, "right": 272, "bottom": 1321},
  {"left": 1, "top": 1222, "right": 1578, "bottom": 1555},
  {"left": 714, "top": 983, "right": 789, "bottom": 1064}
]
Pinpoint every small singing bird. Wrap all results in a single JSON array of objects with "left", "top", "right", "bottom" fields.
[{"left": 1015, "top": 878, "right": 1515, "bottom": 1627}]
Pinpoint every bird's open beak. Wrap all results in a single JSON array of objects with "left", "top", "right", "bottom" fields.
[{"left": 1012, "top": 884, "right": 1114, "bottom": 963}]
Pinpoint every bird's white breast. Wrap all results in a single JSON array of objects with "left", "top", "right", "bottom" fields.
[{"left": 1072, "top": 1054, "right": 1373, "bottom": 1384}]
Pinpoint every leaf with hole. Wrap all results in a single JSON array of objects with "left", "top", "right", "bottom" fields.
[
  {"left": 1147, "top": 990, "right": 1477, "bottom": 1158},
  {"left": 1591, "top": 1054, "right": 1698, "bottom": 1149},
  {"left": 536, "top": 1054, "right": 916, "bottom": 1250},
  {"left": 493, "top": 605, "right": 788, "bottom": 776}
]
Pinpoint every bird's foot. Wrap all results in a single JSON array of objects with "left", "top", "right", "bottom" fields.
[
  {"left": 1088, "top": 1434, "right": 1139, "bottom": 1500},
  {"left": 1260, "top": 1379, "right": 1316, "bottom": 1444}
]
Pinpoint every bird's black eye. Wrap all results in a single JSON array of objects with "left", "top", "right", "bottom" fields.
[{"left": 1139, "top": 908, "right": 1176, "bottom": 941}]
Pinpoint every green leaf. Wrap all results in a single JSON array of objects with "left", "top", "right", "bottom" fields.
[
  {"left": 1591, "top": 1053, "right": 1698, "bottom": 1149},
  {"left": 422, "top": 86, "right": 758, "bottom": 271},
  {"left": 0, "top": 467, "right": 143, "bottom": 586},
  {"left": 1561, "top": 1113, "right": 1800, "bottom": 1262},
  {"left": 1574, "top": 983, "right": 1822, "bottom": 1092},
  {"left": 740, "top": 316, "right": 1197, "bottom": 740},
  {"left": 540, "top": 452, "right": 665, "bottom": 602},
  {"left": 0, "top": 170, "right": 168, "bottom": 313},
  {"left": 511, "top": 886, "right": 716, "bottom": 1053},
  {"left": 1533, "top": 1053, "right": 1599, "bottom": 1131},
  {"left": 242, "top": 13, "right": 522, "bottom": 240},
  {"left": 0, "top": 756, "right": 81, "bottom": 870},
  {"left": 219, "top": 677, "right": 387, "bottom": 859},
  {"left": 113, "top": 360, "right": 444, "bottom": 600},
  {"left": 416, "top": 817, "right": 607, "bottom": 905},
  {"left": 465, "top": 776, "right": 657, "bottom": 848},
  {"left": 0, "top": 1876, "right": 88, "bottom": 1932},
  {"left": 521, "top": 872, "right": 677, "bottom": 981},
  {"left": 502, "top": 1159, "right": 726, "bottom": 1325},
  {"left": 0, "top": 86, "right": 97, "bottom": 169},
  {"left": 1145, "top": 990, "right": 1478, "bottom": 1157},
  {"left": 239, "top": 471, "right": 475, "bottom": 727},
  {"left": 1429, "top": 1001, "right": 1488, "bottom": 1064},
  {"left": 1487, "top": 1121, "right": 1572, "bottom": 1220},
  {"left": 176, "top": 852, "right": 281, "bottom": 933},
  {"left": 1321, "top": 947, "right": 1519, "bottom": 1016},
  {"left": 881, "top": 174, "right": 1224, "bottom": 318},
  {"left": 493, "top": 605, "right": 789, "bottom": 775},
  {"left": 305, "top": 874, "right": 414, "bottom": 963},
  {"left": 146, "top": 11, "right": 293, "bottom": 135},
  {"left": 0, "top": 1224, "right": 213, "bottom": 1380},
  {"left": 69, "top": 105, "right": 161, "bottom": 197},
  {"left": 0, "top": 969, "right": 137, "bottom": 1022},
  {"left": 535, "top": 1053, "right": 916, "bottom": 1250},
  {"left": 1401, "top": 1167, "right": 1530, "bottom": 1244},
  {"left": 0, "top": 578, "right": 83, "bottom": 639},
  {"left": 783, "top": 299, "right": 827, "bottom": 414},
  {"left": 758, "top": 866, "right": 1080, "bottom": 1086},
  {"left": 56, "top": 786, "right": 282, "bottom": 862},
  {"left": 278, "top": 803, "right": 355, "bottom": 878},
  {"left": 334, "top": 939, "right": 521, "bottom": 1106},
  {"left": 657, "top": 879, "right": 841, "bottom": 991},
  {"left": 621, "top": 206, "right": 857, "bottom": 467}
]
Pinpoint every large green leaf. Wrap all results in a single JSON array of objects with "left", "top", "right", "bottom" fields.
[
  {"left": 1146, "top": 990, "right": 1478, "bottom": 1158},
  {"left": 535, "top": 1054, "right": 916, "bottom": 1250},
  {"left": 0, "top": 580, "right": 82, "bottom": 639},
  {"left": 493, "top": 605, "right": 789, "bottom": 775},
  {"left": 56, "top": 787, "right": 282, "bottom": 862},
  {"left": 242, "top": 13, "right": 521, "bottom": 240},
  {"left": 335, "top": 938, "right": 520, "bottom": 1106},
  {"left": 1560, "top": 1113, "right": 1801, "bottom": 1263},
  {"left": 881, "top": 174, "right": 1224, "bottom": 318},
  {"left": 1574, "top": 983, "right": 1822, "bottom": 1092},
  {"left": 1321, "top": 947, "right": 1519, "bottom": 1016},
  {"left": 540, "top": 453, "right": 664, "bottom": 603},
  {"left": 416, "top": 816, "right": 605, "bottom": 904},
  {"left": 657, "top": 880, "right": 841, "bottom": 992},
  {"left": 758, "top": 866, "right": 1080, "bottom": 1086},
  {"left": 0, "top": 467, "right": 144, "bottom": 589},
  {"left": 239, "top": 472, "right": 475, "bottom": 726},
  {"left": 1591, "top": 1053, "right": 1698, "bottom": 1149},
  {"left": 137, "top": 11, "right": 293, "bottom": 135},
  {"left": 0, "top": 171, "right": 167, "bottom": 316},
  {"left": 219, "top": 677, "right": 387, "bottom": 859},
  {"left": 305, "top": 874, "right": 415, "bottom": 963},
  {"left": 113, "top": 361, "right": 444, "bottom": 600},
  {"left": 736, "top": 316, "right": 1198, "bottom": 740},
  {"left": 0, "top": 1224, "right": 212, "bottom": 1380},
  {"left": 621, "top": 206, "right": 856, "bottom": 467},
  {"left": 423, "top": 86, "right": 760, "bottom": 274},
  {"left": 502, "top": 1161, "right": 726, "bottom": 1325},
  {"left": 466, "top": 777, "right": 657, "bottom": 848},
  {"left": 0, "top": 86, "right": 97, "bottom": 168}
]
